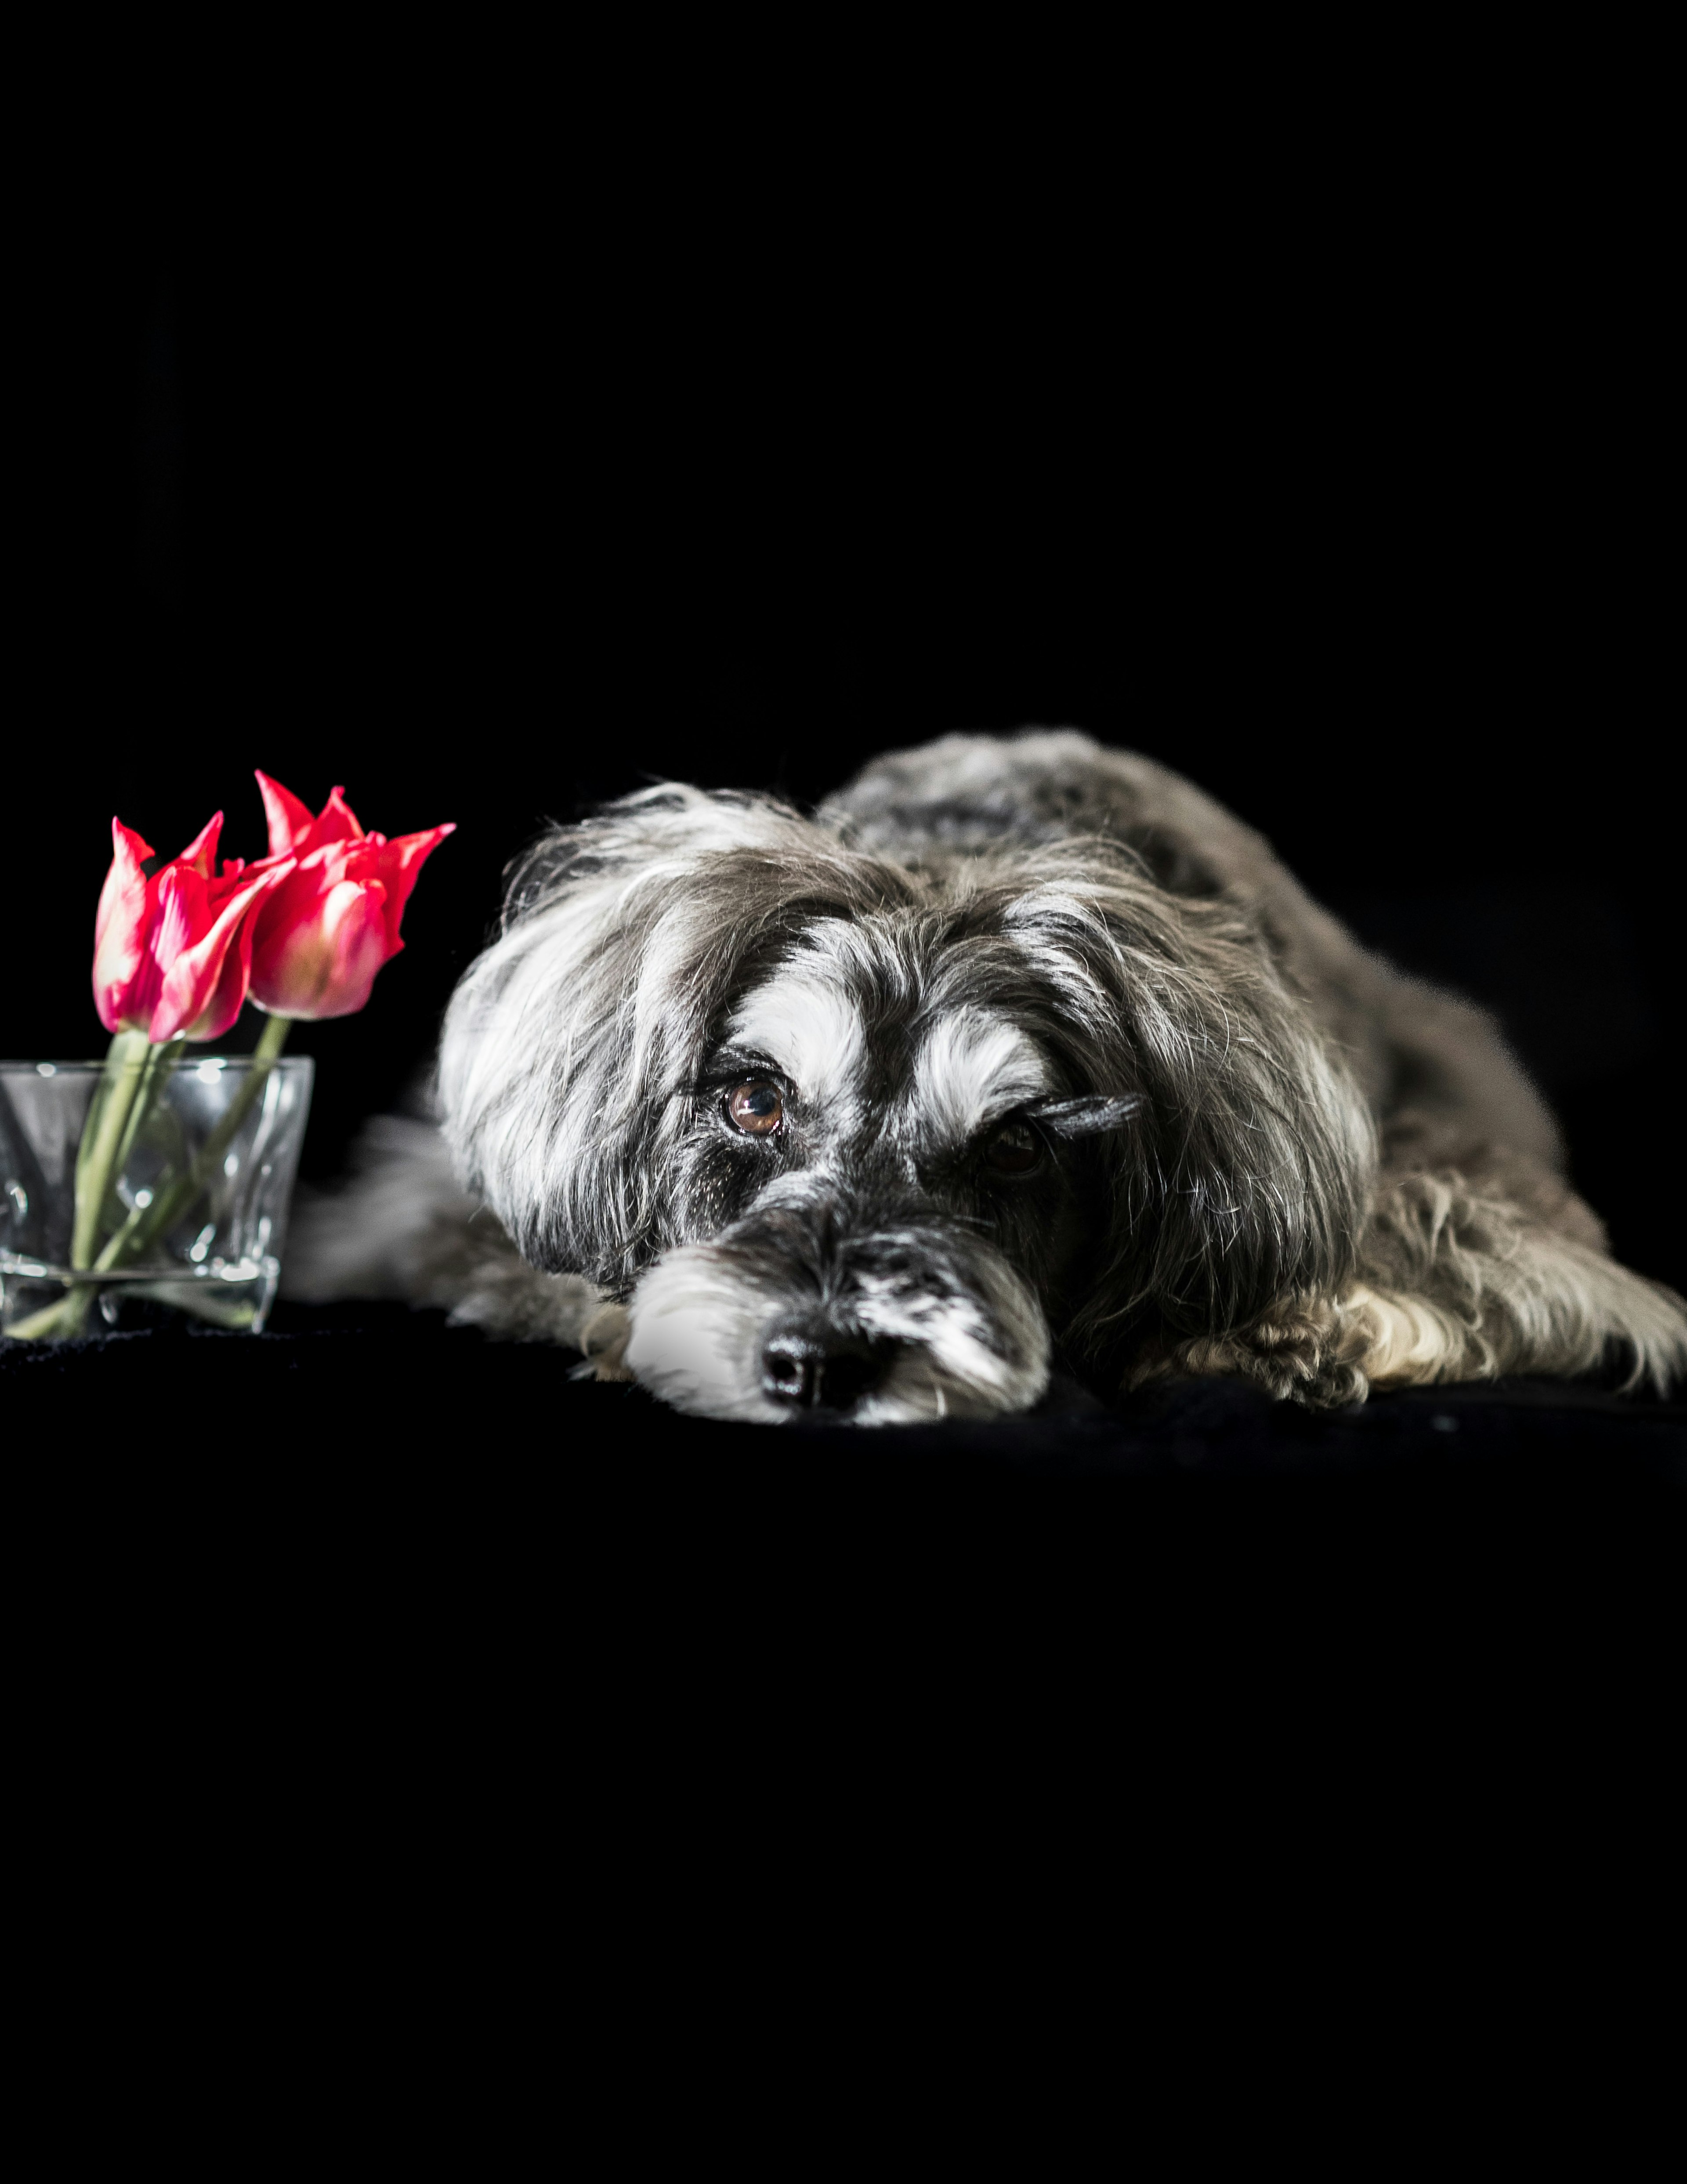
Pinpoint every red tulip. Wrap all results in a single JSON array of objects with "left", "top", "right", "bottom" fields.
[
  {"left": 93, "top": 812, "right": 296, "bottom": 1043},
  {"left": 246, "top": 772, "right": 453, "bottom": 1020}
]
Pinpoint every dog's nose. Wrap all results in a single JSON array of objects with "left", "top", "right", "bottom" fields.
[{"left": 762, "top": 1332, "right": 891, "bottom": 1413}]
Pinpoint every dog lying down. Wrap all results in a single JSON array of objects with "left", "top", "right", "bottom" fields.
[{"left": 286, "top": 730, "right": 1687, "bottom": 1421}]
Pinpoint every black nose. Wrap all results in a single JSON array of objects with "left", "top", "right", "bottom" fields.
[{"left": 762, "top": 1332, "right": 891, "bottom": 1413}]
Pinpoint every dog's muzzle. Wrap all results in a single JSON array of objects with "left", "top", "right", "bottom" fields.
[{"left": 623, "top": 1180, "right": 1053, "bottom": 1425}]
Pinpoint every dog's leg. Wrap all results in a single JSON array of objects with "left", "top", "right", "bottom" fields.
[
  {"left": 1145, "top": 1169, "right": 1687, "bottom": 1404},
  {"left": 282, "top": 1114, "right": 626, "bottom": 1364},
  {"left": 1341, "top": 1170, "right": 1687, "bottom": 1395}
]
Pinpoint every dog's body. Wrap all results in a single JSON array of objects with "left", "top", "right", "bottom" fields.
[{"left": 289, "top": 731, "right": 1687, "bottom": 1418}]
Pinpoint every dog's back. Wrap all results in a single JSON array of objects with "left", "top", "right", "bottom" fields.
[{"left": 824, "top": 730, "right": 1565, "bottom": 1179}]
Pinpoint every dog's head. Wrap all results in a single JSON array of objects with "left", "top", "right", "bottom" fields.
[{"left": 438, "top": 784, "right": 1374, "bottom": 1421}]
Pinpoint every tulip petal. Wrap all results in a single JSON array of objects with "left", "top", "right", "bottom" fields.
[
  {"left": 245, "top": 845, "right": 350, "bottom": 980},
  {"left": 92, "top": 819, "right": 159, "bottom": 1034},
  {"left": 256, "top": 771, "right": 317, "bottom": 859},
  {"left": 113, "top": 862, "right": 199, "bottom": 1040},
  {"left": 251, "top": 878, "right": 389, "bottom": 1020},
  {"left": 307, "top": 786, "right": 367, "bottom": 851},
  {"left": 177, "top": 811, "right": 225, "bottom": 878},
  {"left": 153, "top": 860, "right": 209, "bottom": 963},
  {"left": 102, "top": 816, "right": 158, "bottom": 878},
  {"left": 183, "top": 884, "right": 265, "bottom": 1043},
  {"left": 356, "top": 824, "right": 456, "bottom": 955},
  {"left": 150, "top": 862, "right": 294, "bottom": 1043}
]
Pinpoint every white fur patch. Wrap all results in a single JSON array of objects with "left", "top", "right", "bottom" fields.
[
  {"left": 624, "top": 1245, "right": 791, "bottom": 1422},
  {"left": 1342, "top": 1282, "right": 1464, "bottom": 1383},
  {"left": 915, "top": 1010, "right": 1053, "bottom": 1143},
  {"left": 849, "top": 1258, "right": 1051, "bottom": 1422},
  {"left": 728, "top": 961, "right": 865, "bottom": 1108}
]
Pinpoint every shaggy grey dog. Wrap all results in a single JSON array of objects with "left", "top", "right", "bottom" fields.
[{"left": 290, "top": 731, "right": 1687, "bottom": 1419}]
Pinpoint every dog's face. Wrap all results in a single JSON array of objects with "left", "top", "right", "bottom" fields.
[
  {"left": 623, "top": 921, "right": 1148, "bottom": 1420},
  {"left": 439, "top": 787, "right": 1374, "bottom": 1422}
]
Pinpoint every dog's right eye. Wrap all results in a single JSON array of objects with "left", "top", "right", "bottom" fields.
[
  {"left": 726, "top": 1079, "right": 785, "bottom": 1136},
  {"left": 983, "top": 1120, "right": 1043, "bottom": 1176}
]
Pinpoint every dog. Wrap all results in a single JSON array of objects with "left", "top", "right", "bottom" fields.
[{"left": 287, "top": 730, "right": 1687, "bottom": 1419}]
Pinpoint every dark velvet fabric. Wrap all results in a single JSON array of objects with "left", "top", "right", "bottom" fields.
[
  {"left": 11, "top": 1306, "right": 1680, "bottom": 1766},
  {"left": 11, "top": 1300, "right": 1681, "bottom": 1490}
]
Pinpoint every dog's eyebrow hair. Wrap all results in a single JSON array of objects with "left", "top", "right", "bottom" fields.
[
  {"left": 1022, "top": 1093, "right": 1144, "bottom": 1137},
  {"left": 702, "top": 1048, "right": 786, "bottom": 1081},
  {"left": 728, "top": 965, "right": 865, "bottom": 1109}
]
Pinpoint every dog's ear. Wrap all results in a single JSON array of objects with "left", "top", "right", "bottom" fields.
[
  {"left": 1000, "top": 875, "right": 1377, "bottom": 1369},
  {"left": 438, "top": 786, "right": 893, "bottom": 1282}
]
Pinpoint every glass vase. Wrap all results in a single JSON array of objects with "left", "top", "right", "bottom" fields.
[{"left": 0, "top": 1054, "right": 314, "bottom": 1337}]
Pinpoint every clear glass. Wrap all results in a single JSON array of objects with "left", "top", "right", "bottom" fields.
[{"left": 0, "top": 1055, "right": 314, "bottom": 1335}]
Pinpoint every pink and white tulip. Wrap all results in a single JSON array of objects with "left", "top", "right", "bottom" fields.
[
  {"left": 92, "top": 812, "right": 294, "bottom": 1043},
  {"left": 246, "top": 772, "right": 453, "bottom": 1020}
]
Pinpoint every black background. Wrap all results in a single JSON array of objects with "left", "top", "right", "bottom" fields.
[{"left": 16, "top": 146, "right": 1682, "bottom": 1293}]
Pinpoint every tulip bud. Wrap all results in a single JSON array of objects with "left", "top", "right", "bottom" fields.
[
  {"left": 93, "top": 814, "right": 294, "bottom": 1043},
  {"left": 246, "top": 774, "right": 453, "bottom": 1020}
]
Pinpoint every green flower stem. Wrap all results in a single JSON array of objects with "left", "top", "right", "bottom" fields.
[
  {"left": 69, "top": 1031, "right": 152, "bottom": 1269},
  {"left": 3, "top": 1296, "right": 84, "bottom": 1340},
  {"left": 6, "top": 1014, "right": 293, "bottom": 1342},
  {"left": 105, "top": 1037, "right": 187, "bottom": 1210},
  {"left": 94, "top": 1012, "right": 292, "bottom": 1273},
  {"left": 9, "top": 1031, "right": 171, "bottom": 1340}
]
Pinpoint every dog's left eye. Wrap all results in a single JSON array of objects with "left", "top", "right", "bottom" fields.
[
  {"left": 983, "top": 1121, "right": 1042, "bottom": 1176},
  {"left": 726, "top": 1079, "right": 785, "bottom": 1135}
]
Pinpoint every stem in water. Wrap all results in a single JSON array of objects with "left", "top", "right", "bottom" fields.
[
  {"left": 6, "top": 1015, "right": 294, "bottom": 1341},
  {"left": 97, "top": 1014, "right": 292, "bottom": 1271}
]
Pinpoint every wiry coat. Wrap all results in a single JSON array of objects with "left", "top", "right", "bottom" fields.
[{"left": 289, "top": 732, "right": 1687, "bottom": 1418}]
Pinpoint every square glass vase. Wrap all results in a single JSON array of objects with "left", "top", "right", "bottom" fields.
[{"left": 0, "top": 1055, "right": 313, "bottom": 1336}]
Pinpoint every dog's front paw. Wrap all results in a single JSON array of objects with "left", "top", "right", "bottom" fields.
[{"left": 579, "top": 1301, "right": 634, "bottom": 1382}]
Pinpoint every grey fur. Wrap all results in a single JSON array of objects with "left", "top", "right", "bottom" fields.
[{"left": 285, "top": 730, "right": 1687, "bottom": 1418}]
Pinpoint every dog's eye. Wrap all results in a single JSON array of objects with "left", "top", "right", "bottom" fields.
[
  {"left": 983, "top": 1121, "right": 1042, "bottom": 1176},
  {"left": 726, "top": 1079, "right": 785, "bottom": 1136}
]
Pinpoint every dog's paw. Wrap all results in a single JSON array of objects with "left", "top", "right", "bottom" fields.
[{"left": 578, "top": 1300, "right": 634, "bottom": 1382}]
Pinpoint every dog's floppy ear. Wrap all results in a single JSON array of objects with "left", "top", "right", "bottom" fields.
[
  {"left": 438, "top": 786, "right": 891, "bottom": 1283},
  {"left": 1001, "top": 874, "right": 1377, "bottom": 1367}
]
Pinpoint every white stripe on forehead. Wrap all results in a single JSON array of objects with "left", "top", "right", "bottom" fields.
[
  {"left": 916, "top": 1010, "right": 1053, "bottom": 1143},
  {"left": 728, "top": 959, "right": 865, "bottom": 1104}
]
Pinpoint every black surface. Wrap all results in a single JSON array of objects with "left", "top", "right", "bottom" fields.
[
  {"left": 9, "top": 1320, "right": 1681, "bottom": 2001},
  {"left": 10, "top": 1307, "right": 1681, "bottom": 1728},
  {"left": 11, "top": 1300, "right": 1682, "bottom": 1485}
]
